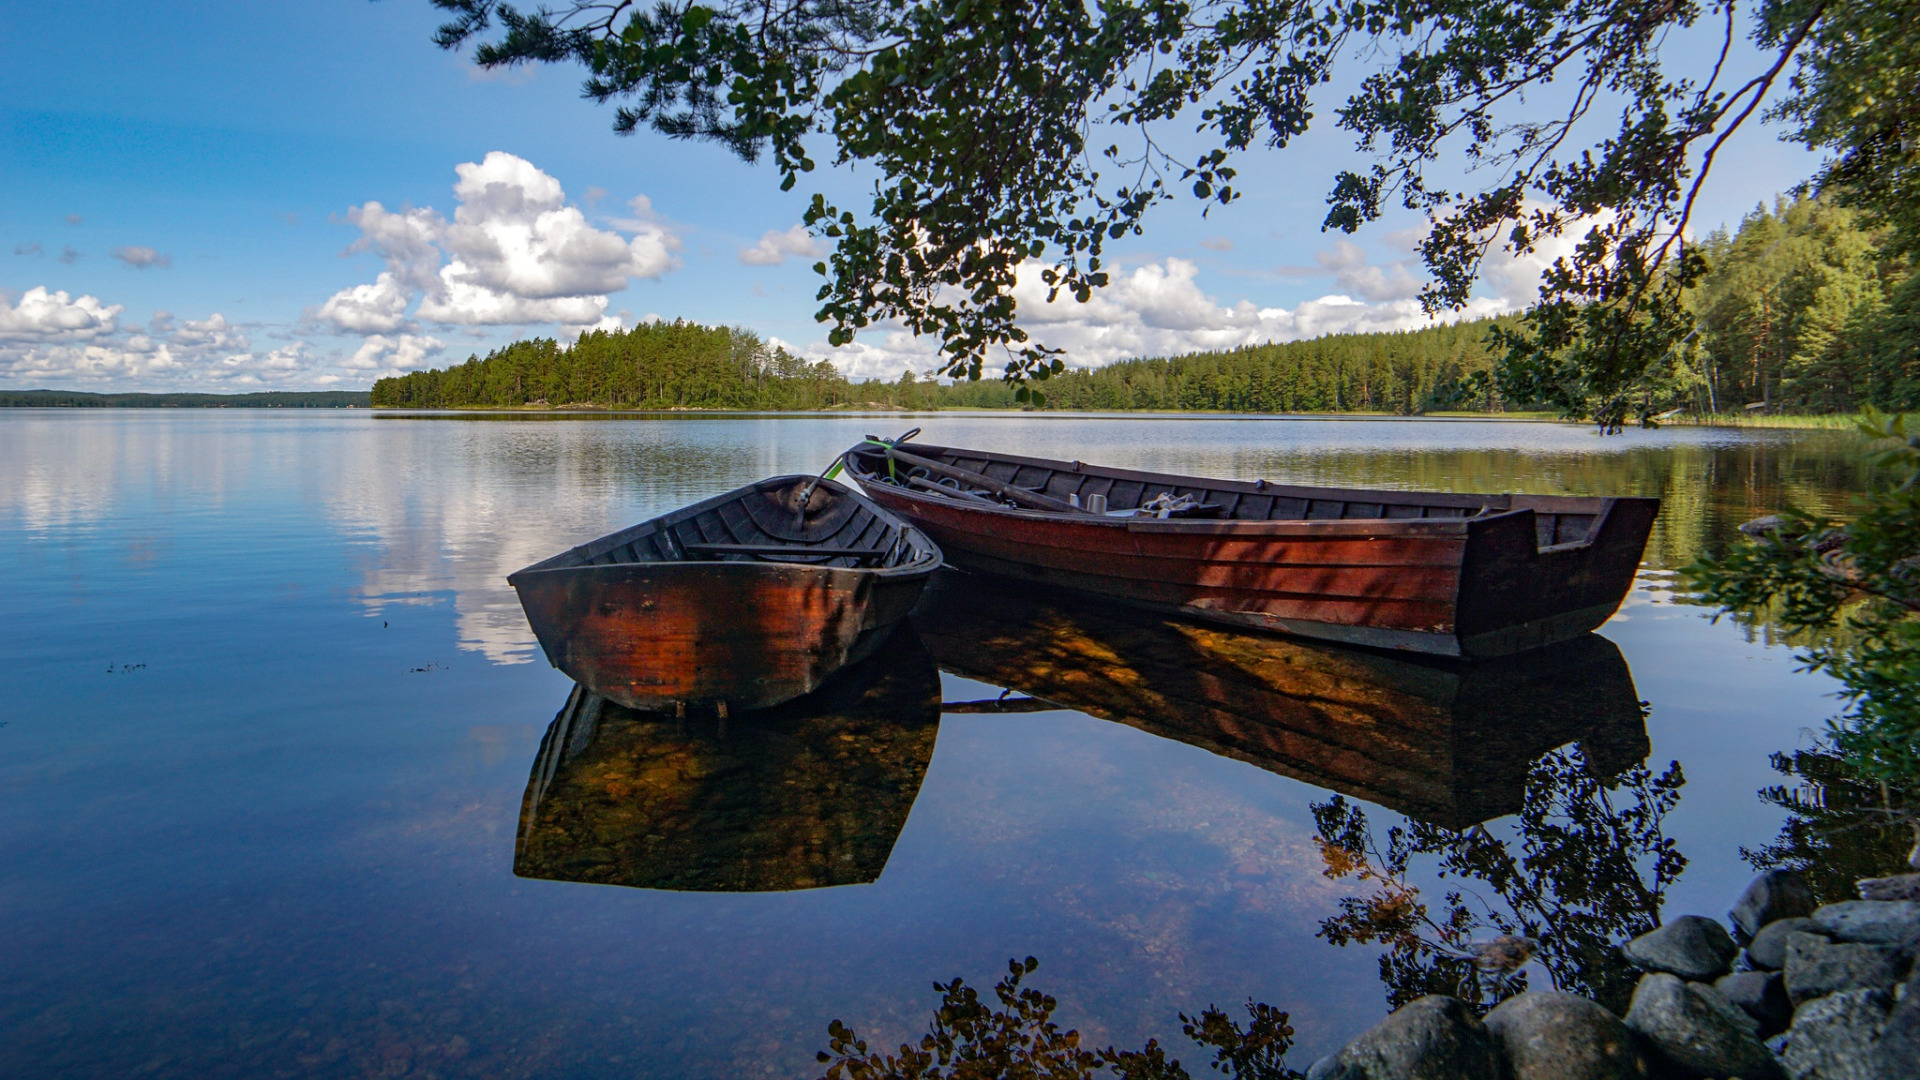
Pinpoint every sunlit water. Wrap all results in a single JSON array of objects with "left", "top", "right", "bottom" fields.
[{"left": 0, "top": 410, "right": 1874, "bottom": 1078}]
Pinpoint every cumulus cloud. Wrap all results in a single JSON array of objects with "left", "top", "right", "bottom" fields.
[
  {"left": 0, "top": 289, "right": 336, "bottom": 388},
  {"left": 315, "top": 272, "right": 413, "bottom": 334},
  {"left": 1198, "top": 237, "right": 1234, "bottom": 252},
  {"left": 0, "top": 287, "right": 122, "bottom": 342},
  {"left": 1315, "top": 239, "right": 1421, "bottom": 302},
  {"left": 65, "top": 214, "right": 83, "bottom": 226},
  {"left": 317, "top": 153, "right": 682, "bottom": 333},
  {"left": 58, "top": 246, "right": 82, "bottom": 265},
  {"left": 805, "top": 255, "right": 1518, "bottom": 380},
  {"left": 111, "top": 246, "right": 173, "bottom": 270},
  {"left": 739, "top": 224, "right": 822, "bottom": 266},
  {"left": 344, "top": 333, "right": 445, "bottom": 373},
  {"left": 14, "top": 242, "right": 42, "bottom": 257}
]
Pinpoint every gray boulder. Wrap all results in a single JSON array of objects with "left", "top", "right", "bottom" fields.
[
  {"left": 1870, "top": 969, "right": 1920, "bottom": 1079},
  {"left": 1857, "top": 873, "right": 1920, "bottom": 903},
  {"left": 1484, "top": 991, "right": 1639, "bottom": 1080},
  {"left": 1716, "top": 971, "right": 1793, "bottom": 1036},
  {"left": 1625, "top": 973, "right": 1784, "bottom": 1079},
  {"left": 1625, "top": 915, "right": 1741, "bottom": 980},
  {"left": 1782, "top": 932, "right": 1902, "bottom": 1006},
  {"left": 1733, "top": 871, "right": 1817, "bottom": 940},
  {"left": 1747, "top": 919, "right": 1823, "bottom": 972},
  {"left": 1316, "top": 995, "right": 1500, "bottom": 1080},
  {"left": 1810, "top": 901, "right": 1920, "bottom": 946},
  {"left": 1780, "top": 989, "right": 1890, "bottom": 1080}
]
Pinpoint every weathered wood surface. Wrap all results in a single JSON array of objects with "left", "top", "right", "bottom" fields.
[
  {"left": 510, "top": 476, "right": 942, "bottom": 711},
  {"left": 912, "top": 570, "right": 1649, "bottom": 828},
  {"left": 845, "top": 441, "right": 1657, "bottom": 657},
  {"left": 515, "top": 633, "right": 942, "bottom": 892}
]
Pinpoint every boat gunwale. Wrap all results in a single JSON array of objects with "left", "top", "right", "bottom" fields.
[
  {"left": 507, "top": 474, "right": 942, "bottom": 584},
  {"left": 847, "top": 440, "right": 1631, "bottom": 516}
]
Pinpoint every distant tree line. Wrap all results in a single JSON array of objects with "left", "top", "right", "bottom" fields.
[
  {"left": 372, "top": 197, "right": 1914, "bottom": 417},
  {"left": 370, "top": 321, "right": 860, "bottom": 409},
  {"left": 0, "top": 389, "right": 370, "bottom": 408}
]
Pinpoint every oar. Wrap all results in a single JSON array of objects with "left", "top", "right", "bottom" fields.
[{"left": 885, "top": 447, "right": 1083, "bottom": 514}]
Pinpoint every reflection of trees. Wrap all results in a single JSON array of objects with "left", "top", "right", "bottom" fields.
[
  {"left": 1742, "top": 745, "right": 1920, "bottom": 906},
  {"left": 1312, "top": 746, "right": 1687, "bottom": 1016}
]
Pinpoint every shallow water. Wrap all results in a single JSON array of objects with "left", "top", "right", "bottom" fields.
[{"left": 0, "top": 410, "right": 1881, "bottom": 1078}]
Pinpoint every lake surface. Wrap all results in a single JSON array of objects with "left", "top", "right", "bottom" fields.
[{"left": 0, "top": 410, "right": 1885, "bottom": 1078}]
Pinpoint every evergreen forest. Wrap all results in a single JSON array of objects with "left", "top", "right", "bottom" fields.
[{"left": 373, "top": 196, "right": 1915, "bottom": 417}]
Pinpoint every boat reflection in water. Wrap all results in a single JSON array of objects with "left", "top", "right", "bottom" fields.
[
  {"left": 912, "top": 570, "right": 1650, "bottom": 829},
  {"left": 514, "top": 629, "right": 941, "bottom": 892}
]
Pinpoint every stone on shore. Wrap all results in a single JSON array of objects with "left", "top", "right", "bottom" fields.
[
  {"left": 1625, "top": 973, "right": 1784, "bottom": 1079},
  {"left": 1625, "top": 915, "right": 1740, "bottom": 980},
  {"left": 1872, "top": 971, "right": 1920, "bottom": 1078},
  {"left": 1747, "top": 918, "right": 1823, "bottom": 972},
  {"left": 1732, "top": 871, "right": 1816, "bottom": 940},
  {"left": 1810, "top": 901, "right": 1920, "bottom": 946},
  {"left": 1782, "top": 933, "right": 1902, "bottom": 1006},
  {"left": 1715, "top": 971, "right": 1793, "bottom": 1037},
  {"left": 1779, "top": 989, "right": 1890, "bottom": 1080},
  {"left": 1857, "top": 873, "right": 1920, "bottom": 903},
  {"left": 1484, "top": 991, "right": 1639, "bottom": 1080},
  {"left": 1316, "top": 995, "right": 1500, "bottom": 1080}
]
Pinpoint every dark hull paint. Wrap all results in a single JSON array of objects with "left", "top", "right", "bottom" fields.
[{"left": 847, "top": 443, "right": 1657, "bottom": 658}]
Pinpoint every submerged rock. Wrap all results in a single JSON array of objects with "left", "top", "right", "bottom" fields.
[
  {"left": 1780, "top": 989, "right": 1890, "bottom": 1080},
  {"left": 1783, "top": 933, "right": 1902, "bottom": 1006},
  {"left": 1810, "top": 901, "right": 1920, "bottom": 947},
  {"left": 1716, "top": 971, "right": 1793, "bottom": 1037},
  {"left": 1625, "top": 973, "right": 1784, "bottom": 1079},
  {"left": 1748, "top": 919, "right": 1823, "bottom": 972},
  {"left": 1733, "top": 871, "right": 1817, "bottom": 941},
  {"left": 1625, "top": 916, "right": 1740, "bottom": 980},
  {"left": 1484, "top": 991, "right": 1639, "bottom": 1080},
  {"left": 1318, "top": 995, "right": 1500, "bottom": 1080},
  {"left": 1857, "top": 873, "right": 1920, "bottom": 903}
]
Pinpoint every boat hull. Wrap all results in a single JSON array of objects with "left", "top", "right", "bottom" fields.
[
  {"left": 511, "top": 559, "right": 927, "bottom": 711},
  {"left": 508, "top": 475, "right": 941, "bottom": 711},
  {"left": 848, "top": 445, "right": 1657, "bottom": 658}
]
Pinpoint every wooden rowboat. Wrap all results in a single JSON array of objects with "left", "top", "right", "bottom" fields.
[
  {"left": 844, "top": 437, "right": 1657, "bottom": 658},
  {"left": 912, "top": 571, "right": 1648, "bottom": 828},
  {"left": 508, "top": 475, "right": 941, "bottom": 712},
  {"left": 515, "top": 632, "right": 941, "bottom": 892}
]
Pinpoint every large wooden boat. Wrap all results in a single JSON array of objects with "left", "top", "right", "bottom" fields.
[
  {"left": 508, "top": 476, "right": 941, "bottom": 712},
  {"left": 844, "top": 437, "right": 1658, "bottom": 658},
  {"left": 912, "top": 571, "right": 1648, "bottom": 828},
  {"left": 515, "top": 633, "right": 941, "bottom": 892}
]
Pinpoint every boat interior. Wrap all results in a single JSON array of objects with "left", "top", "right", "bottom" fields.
[
  {"left": 520, "top": 476, "right": 937, "bottom": 574},
  {"left": 846, "top": 440, "right": 1611, "bottom": 551}
]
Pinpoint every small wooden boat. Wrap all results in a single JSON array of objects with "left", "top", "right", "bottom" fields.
[
  {"left": 508, "top": 475, "right": 942, "bottom": 712},
  {"left": 912, "top": 571, "right": 1648, "bottom": 828},
  {"left": 515, "top": 633, "right": 941, "bottom": 892},
  {"left": 844, "top": 437, "right": 1657, "bottom": 658}
]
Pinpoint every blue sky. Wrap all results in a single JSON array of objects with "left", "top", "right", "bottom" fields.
[{"left": 1, "top": 1, "right": 1824, "bottom": 390}]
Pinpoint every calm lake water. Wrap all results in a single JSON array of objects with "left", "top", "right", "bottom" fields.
[{"left": 0, "top": 410, "right": 1883, "bottom": 1078}]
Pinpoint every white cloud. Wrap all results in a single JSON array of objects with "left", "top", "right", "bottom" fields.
[
  {"left": 315, "top": 272, "right": 413, "bottom": 333},
  {"left": 111, "top": 245, "right": 172, "bottom": 270},
  {"left": 739, "top": 224, "right": 822, "bottom": 266},
  {"left": 803, "top": 254, "right": 1520, "bottom": 380},
  {"left": 0, "top": 287, "right": 122, "bottom": 342},
  {"left": 1315, "top": 239, "right": 1421, "bottom": 302},
  {"left": 318, "top": 153, "right": 681, "bottom": 332},
  {"left": 0, "top": 294, "right": 336, "bottom": 388},
  {"left": 344, "top": 333, "right": 445, "bottom": 373}
]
